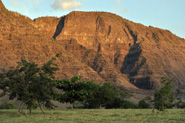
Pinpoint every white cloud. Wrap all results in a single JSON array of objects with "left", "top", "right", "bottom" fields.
[
  {"left": 51, "top": 0, "right": 83, "bottom": 11},
  {"left": 115, "top": 0, "right": 121, "bottom": 6},
  {"left": 114, "top": 8, "right": 129, "bottom": 15},
  {"left": 33, "top": 0, "right": 39, "bottom": 6},
  {"left": 10, "top": 0, "right": 22, "bottom": 9}
]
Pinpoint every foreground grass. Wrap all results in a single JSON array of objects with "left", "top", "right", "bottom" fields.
[{"left": 0, "top": 109, "right": 185, "bottom": 123}]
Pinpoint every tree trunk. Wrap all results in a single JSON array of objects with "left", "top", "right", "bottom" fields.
[
  {"left": 70, "top": 103, "right": 73, "bottom": 111},
  {"left": 96, "top": 105, "right": 101, "bottom": 109},
  {"left": 18, "top": 102, "right": 23, "bottom": 113},
  {"left": 21, "top": 104, "right": 25, "bottom": 112},
  {"left": 38, "top": 102, "right": 45, "bottom": 114},
  {"left": 162, "top": 99, "right": 164, "bottom": 112},
  {"left": 29, "top": 107, "right": 32, "bottom": 114},
  {"left": 25, "top": 108, "right": 27, "bottom": 115}
]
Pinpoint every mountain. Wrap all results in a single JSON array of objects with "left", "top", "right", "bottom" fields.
[
  {"left": 0, "top": 1, "right": 136, "bottom": 90},
  {"left": 1, "top": 0, "right": 185, "bottom": 91},
  {"left": 33, "top": 11, "right": 185, "bottom": 89},
  {"left": 0, "top": 0, "right": 6, "bottom": 10}
]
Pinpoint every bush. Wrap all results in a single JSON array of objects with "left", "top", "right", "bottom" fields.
[
  {"left": 0, "top": 102, "right": 16, "bottom": 109},
  {"left": 138, "top": 99, "right": 150, "bottom": 109},
  {"left": 120, "top": 101, "right": 137, "bottom": 109},
  {"left": 105, "top": 97, "right": 123, "bottom": 109},
  {"left": 176, "top": 99, "right": 185, "bottom": 109},
  {"left": 83, "top": 82, "right": 131, "bottom": 109}
]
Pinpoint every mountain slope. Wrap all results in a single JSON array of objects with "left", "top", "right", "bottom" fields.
[
  {"left": 34, "top": 11, "right": 185, "bottom": 89},
  {"left": 0, "top": 1, "right": 136, "bottom": 89},
  {"left": 1, "top": 0, "right": 185, "bottom": 90}
]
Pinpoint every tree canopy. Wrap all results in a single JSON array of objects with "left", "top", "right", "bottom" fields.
[
  {"left": 55, "top": 76, "right": 89, "bottom": 110},
  {"left": 154, "top": 77, "right": 174, "bottom": 111},
  {"left": 0, "top": 57, "right": 59, "bottom": 114}
]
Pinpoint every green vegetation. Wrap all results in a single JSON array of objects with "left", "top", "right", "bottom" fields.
[
  {"left": 83, "top": 82, "right": 130, "bottom": 109},
  {"left": 0, "top": 57, "right": 59, "bottom": 114},
  {"left": 0, "top": 109, "right": 185, "bottom": 123},
  {"left": 175, "top": 89, "right": 185, "bottom": 109},
  {"left": 137, "top": 99, "right": 150, "bottom": 109},
  {"left": 55, "top": 76, "right": 89, "bottom": 110},
  {"left": 0, "top": 57, "right": 184, "bottom": 120},
  {"left": 154, "top": 77, "right": 174, "bottom": 111},
  {"left": 0, "top": 102, "right": 15, "bottom": 109}
]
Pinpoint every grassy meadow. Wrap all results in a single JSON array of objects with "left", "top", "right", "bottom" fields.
[{"left": 0, "top": 109, "right": 185, "bottom": 123}]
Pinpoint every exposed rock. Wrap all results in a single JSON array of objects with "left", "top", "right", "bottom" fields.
[
  {"left": 0, "top": 0, "right": 6, "bottom": 10},
  {"left": 34, "top": 11, "right": 185, "bottom": 89},
  {"left": 0, "top": 4, "right": 136, "bottom": 90},
  {"left": 1, "top": 1, "right": 185, "bottom": 91}
]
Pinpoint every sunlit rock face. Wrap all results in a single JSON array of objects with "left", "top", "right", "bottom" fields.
[
  {"left": 34, "top": 11, "right": 185, "bottom": 89},
  {"left": 1, "top": 1, "right": 185, "bottom": 90}
]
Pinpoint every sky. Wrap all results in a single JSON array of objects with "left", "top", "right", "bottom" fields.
[{"left": 2, "top": 0, "right": 185, "bottom": 39}]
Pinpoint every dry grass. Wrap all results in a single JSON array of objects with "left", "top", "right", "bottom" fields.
[{"left": 0, "top": 109, "right": 185, "bottom": 123}]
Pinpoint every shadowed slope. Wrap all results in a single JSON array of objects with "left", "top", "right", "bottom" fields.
[{"left": 34, "top": 11, "right": 185, "bottom": 89}]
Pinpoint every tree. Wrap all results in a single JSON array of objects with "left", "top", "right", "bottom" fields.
[
  {"left": 83, "top": 82, "right": 130, "bottom": 109},
  {"left": 0, "top": 56, "right": 59, "bottom": 114},
  {"left": 82, "top": 82, "right": 102, "bottom": 109},
  {"left": 56, "top": 76, "right": 89, "bottom": 110},
  {"left": 154, "top": 77, "right": 174, "bottom": 111}
]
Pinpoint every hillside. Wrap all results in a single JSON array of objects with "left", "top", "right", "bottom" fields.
[
  {"left": 0, "top": 1, "right": 136, "bottom": 90},
  {"left": 34, "top": 11, "right": 185, "bottom": 89},
  {"left": 1, "top": 0, "right": 185, "bottom": 91}
]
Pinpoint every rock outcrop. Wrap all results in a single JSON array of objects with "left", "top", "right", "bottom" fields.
[
  {"left": 1, "top": 1, "right": 185, "bottom": 90},
  {"left": 34, "top": 11, "right": 185, "bottom": 89},
  {"left": 0, "top": 3, "right": 136, "bottom": 90}
]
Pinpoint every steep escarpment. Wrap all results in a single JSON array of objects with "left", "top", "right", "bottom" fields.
[
  {"left": 0, "top": 3, "right": 136, "bottom": 89},
  {"left": 1, "top": 0, "right": 185, "bottom": 90},
  {"left": 34, "top": 11, "right": 185, "bottom": 89}
]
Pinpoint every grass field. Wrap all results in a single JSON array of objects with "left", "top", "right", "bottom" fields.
[{"left": 0, "top": 109, "right": 185, "bottom": 123}]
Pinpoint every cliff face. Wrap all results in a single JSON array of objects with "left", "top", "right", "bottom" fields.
[
  {"left": 0, "top": 3, "right": 136, "bottom": 89},
  {"left": 34, "top": 11, "right": 185, "bottom": 89},
  {"left": 1, "top": 1, "right": 185, "bottom": 90}
]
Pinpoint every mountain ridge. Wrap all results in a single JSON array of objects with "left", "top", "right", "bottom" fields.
[
  {"left": 0, "top": 0, "right": 6, "bottom": 10},
  {"left": 33, "top": 11, "right": 185, "bottom": 89},
  {"left": 1, "top": 1, "right": 185, "bottom": 91}
]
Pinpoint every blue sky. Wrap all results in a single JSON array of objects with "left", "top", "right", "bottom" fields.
[{"left": 2, "top": 0, "right": 185, "bottom": 39}]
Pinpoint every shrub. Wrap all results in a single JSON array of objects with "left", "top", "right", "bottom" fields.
[
  {"left": 176, "top": 99, "right": 185, "bottom": 109},
  {"left": 0, "top": 102, "right": 16, "bottom": 109},
  {"left": 120, "top": 101, "right": 137, "bottom": 109},
  {"left": 138, "top": 99, "right": 150, "bottom": 109}
]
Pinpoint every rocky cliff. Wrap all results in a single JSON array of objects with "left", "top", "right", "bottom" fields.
[
  {"left": 34, "top": 11, "right": 185, "bottom": 89},
  {"left": 1, "top": 1, "right": 185, "bottom": 90},
  {"left": 0, "top": 2, "right": 136, "bottom": 90}
]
